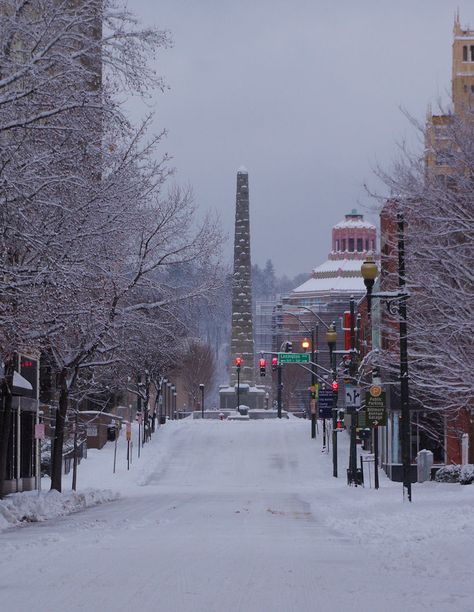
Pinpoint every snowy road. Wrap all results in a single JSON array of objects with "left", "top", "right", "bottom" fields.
[{"left": 2, "top": 418, "right": 474, "bottom": 612}]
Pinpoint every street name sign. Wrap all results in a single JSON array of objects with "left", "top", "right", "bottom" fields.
[
  {"left": 317, "top": 389, "right": 333, "bottom": 419},
  {"left": 365, "top": 389, "right": 387, "bottom": 426},
  {"left": 278, "top": 353, "right": 310, "bottom": 364}
]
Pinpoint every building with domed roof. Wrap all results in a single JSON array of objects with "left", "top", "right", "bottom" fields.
[
  {"left": 272, "top": 211, "right": 378, "bottom": 413},
  {"left": 288, "top": 209, "right": 376, "bottom": 302}
]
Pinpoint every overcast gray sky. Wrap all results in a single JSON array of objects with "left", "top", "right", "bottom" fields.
[{"left": 130, "top": 0, "right": 473, "bottom": 277}]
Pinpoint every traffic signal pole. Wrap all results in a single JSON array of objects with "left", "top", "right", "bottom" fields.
[{"left": 277, "top": 364, "right": 282, "bottom": 419}]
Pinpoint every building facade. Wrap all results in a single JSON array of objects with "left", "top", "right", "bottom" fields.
[{"left": 274, "top": 210, "right": 377, "bottom": 413}]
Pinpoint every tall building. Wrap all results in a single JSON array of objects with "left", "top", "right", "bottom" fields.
[{"left": 426, "top": 14, "right": 474, "bottom": 180}]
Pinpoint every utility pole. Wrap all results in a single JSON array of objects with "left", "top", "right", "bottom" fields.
[
  {"left": 347, "top": 296, "right": 359, "bottom": 485},
  {"left": 398, "top": 213, "right": 412, "bottom": 502}
]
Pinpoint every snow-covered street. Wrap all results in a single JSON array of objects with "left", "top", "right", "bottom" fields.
[{"left": 2, "top": 418, "right": 474, "bottom": 612}]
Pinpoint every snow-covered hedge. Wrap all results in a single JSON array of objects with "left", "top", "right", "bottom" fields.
[
  {"left": 434, "top": 464, "right": 474, "bottom": 484},
  {"left": 460, "top": 465, "right": 474, "bottom": 485}
]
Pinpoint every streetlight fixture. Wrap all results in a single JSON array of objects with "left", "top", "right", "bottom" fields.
[
  {"left": 199, "top": 383, "right": 205, "bottom": 419},
  {"left": 361, "top": 256, "right": 378, "bottom": 316},
  {"left": 361, "top": 212, "right": 412, "bottom": 501}
]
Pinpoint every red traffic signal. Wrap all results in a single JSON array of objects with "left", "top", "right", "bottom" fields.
[
  {"left": 331, "top": 380, "right": 339, "bottom": 393},
  {"left": 259, "top": 358, "right": 266, "bottom": 377},
  {"left": 271, "top": 357, "right": 278, "bottom": 371},
  {"left": 235, "top": 357, "right": 242, "bottom": 369}
]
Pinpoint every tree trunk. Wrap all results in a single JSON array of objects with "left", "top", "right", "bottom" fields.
[
  {"left": 0, "top": 359, "right": 15, "bottom": 498},
  {"left": 50, "top": 368, "right": 69, "bottom": 492}
]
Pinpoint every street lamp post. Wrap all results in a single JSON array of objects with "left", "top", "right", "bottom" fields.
[
  {"left": 301, "top": 333, "right": 316, "bottom": 437},
  {"left": 199, "top": 383, "right": 204, "bottom": 419},
  {"left": 326, "top": 322, "right": 338, "bottom": 477},
  {"left": 171, "top": 385, "right": 176, "bottom": 420},
  {"left": 166, "top": 382, "right": 171, "bottom": 419},
  {"left": 361, "top": 212, "right": 412, "bottom": 501}
]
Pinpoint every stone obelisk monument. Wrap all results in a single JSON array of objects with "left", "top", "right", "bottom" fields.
[
  {"left": 230, "top": 167, "right": 255, "bottom": 385},
  {"left": 219, "top": 167, "right": 264, "bottom": 412}
]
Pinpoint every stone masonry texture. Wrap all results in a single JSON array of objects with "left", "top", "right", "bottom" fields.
[{"left": 230, "top": 169, "right": 255, "bottom": 385}]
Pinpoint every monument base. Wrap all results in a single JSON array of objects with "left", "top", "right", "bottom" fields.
[{"left": 219, "top": 383, "right": 266, "bottom": 411}]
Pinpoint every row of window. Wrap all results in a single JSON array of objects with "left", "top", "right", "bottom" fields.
[
  {"left": 335, "top": 238, "right": 375, "bottom": 252},
  {"left": 462, "top": 45, "right": 474, "bottom": 62},
  {"left": 463, "top": 84, "right": 474, "bottom": 93}
]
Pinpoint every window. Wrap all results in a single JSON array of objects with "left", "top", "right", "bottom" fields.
[
  {"left": 341, "top": 239, "right": 346, "bottom": 251},
  {"left": 335, "top": 239, "right": 339, "bottom": 251},
  {"left": 348, "top": 238, "right": 354, "bottom": 252},
  {"left": 471, "top": 85, "right": 474, "bottom": 93},
  {"left": 463, "top": 45, "right": 468, "bottom": 61},
  {"left": 465, "top": 85, "right": 469, "bottom": 92},
  {"left": 471, "top": 45, "right": 474, "bottom": 61},
  {"left": 365, "top": 239, "right": 369, "bottom": 251},
  {"left": 357, "top": 238, "right": 363, "bottom": 252},
  {"left": 371, "top": 240, "right": 375, "bottom": 250}
]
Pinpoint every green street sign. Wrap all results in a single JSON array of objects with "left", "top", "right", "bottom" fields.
[
  {"left": 278, "top": 353, "right": 310, "bottom": 364},
  {"left": 365, "top": 391, "right": 387, "bottom": 427}
]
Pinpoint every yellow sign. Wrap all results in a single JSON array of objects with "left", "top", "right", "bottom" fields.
[{"left": 369, "top": 385, "right": 382, "bottom": 398}]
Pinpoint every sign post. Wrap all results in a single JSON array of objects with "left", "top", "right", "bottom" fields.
[
  {"left": 365, "top": 385, "right": 387, "bottom": 490},
  {"left": 318, "top": 389, "right": 333, "bottom": 454},
  {"left": 126, "top": 422, "right": 131, "bottom": 470}
]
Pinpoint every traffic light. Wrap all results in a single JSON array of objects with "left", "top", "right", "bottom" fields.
[
  {"left": 235, "top": 357, "right": 242, "bottom": 371},
  {"left": 331, "top": 380, "right": 339, "bottom": 394},
  {"left": 301, "top": 338, "right": 310, "bottom": 352},
  {"left": 284, "top": 341, "right": 293, "bottom": 353},
  {"left": 271, "top": 357, "right": 278, "bottom": 371},
  {"left": 259, "top": 357, "right": 266, "bottom": 377}
]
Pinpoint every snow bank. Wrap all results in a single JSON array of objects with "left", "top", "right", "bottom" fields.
[{"left": 0, "top": 488, "right": 119, "bottom": 532}]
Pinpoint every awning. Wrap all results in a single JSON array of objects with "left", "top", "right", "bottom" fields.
[{"left": 0, "top": 363, "right": 33, "bottom": 395}]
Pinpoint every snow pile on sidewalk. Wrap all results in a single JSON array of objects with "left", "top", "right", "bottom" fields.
[{"left": 0, "top": 488, "right": 119, "bottom": 532}]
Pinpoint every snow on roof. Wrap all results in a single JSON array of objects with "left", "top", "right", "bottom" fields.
[
  {"left": 313, "top": 259, "right": 364, "bottom": 275},
  {"left": 333, "top": 218, "right": 376, "bottom": 230},
  {"left": 237, "top": 166, "right": 248, "bottom": 174},
  {"left": 292, "top": 275, "right": 366, "bottom": 294}
]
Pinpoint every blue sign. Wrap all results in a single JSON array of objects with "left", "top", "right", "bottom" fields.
[{"left": 318, "top": 390, "right": 334, "bottom": 419}]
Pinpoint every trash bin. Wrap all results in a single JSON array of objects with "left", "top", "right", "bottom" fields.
[
  {"left": 107, "top": 425, "right": 116, "bottom": 441},
  {"left": 159, "top": 416, "right": 166, "bottom": 425}
]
